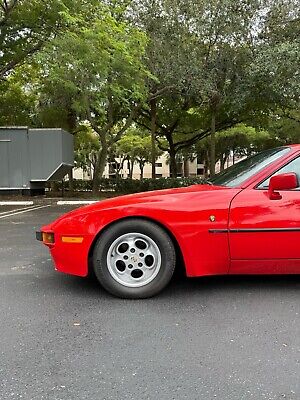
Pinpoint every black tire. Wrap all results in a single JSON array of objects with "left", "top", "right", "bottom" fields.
[{"left": 92, "top": 219, "right": 176, "bottom": 299}]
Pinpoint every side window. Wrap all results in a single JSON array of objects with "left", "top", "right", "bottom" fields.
[{"left": 258, "top": 155, "right": 300, "bottom": 189}]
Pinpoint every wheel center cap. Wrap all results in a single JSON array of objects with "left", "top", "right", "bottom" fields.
[{"left": 131, "top": 256, "right": 138, "bottom": 263}]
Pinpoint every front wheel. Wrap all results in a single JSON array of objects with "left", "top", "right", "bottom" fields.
[{"left": 92, "top": 219, "right": 176, "bottom": 299}]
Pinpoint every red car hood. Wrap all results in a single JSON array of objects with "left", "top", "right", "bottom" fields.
[{"left": 46, "top": 184, "right": 228, "bottom": 229}]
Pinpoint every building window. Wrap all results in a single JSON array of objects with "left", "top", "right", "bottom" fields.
[
  {"left": 197, "top": 168, "right": 204, "bottom": 175},
  {"left": 155, "top": 162, "right": 162, "bottom": 167},
  {"left": 156, "top": 173, "right": 163, "bottom": 177}
]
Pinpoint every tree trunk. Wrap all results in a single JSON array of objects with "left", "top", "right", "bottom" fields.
[
  {"left": 150, "top": 98, "right": 157, "bottom": 179},
  {"left": 129, "top": 159, "right": 134, "bottom": 179},
  {"left": 169, "top": 146, "right": 177, "bottom": 178},
  {"left": 139, "top": 163, "right": 144, "bottom": 180},
  {"left": 204, "top": 149, "right": 210, "bottom": 178},
  {"left": 220, "top": 155, "right": 226, "bottom": 172},
  {"left": 92, "top": 142, "right": 108, "bottom": 194},
  {"left": 65, "top": 107, "right": 77, "bottom": 192},
  {"left": 183, "top": 159, "right": 189, "bottom": 177},
  {"left": 68, "top": 170, "right": 74, "bottom": 192},
  {"left": 210, "top": 112, "right": 216, "bottom": 177}
]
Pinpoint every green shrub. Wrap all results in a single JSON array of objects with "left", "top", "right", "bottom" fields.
[{"left": 60, "top": 176, "right": 205, "bottom": 194}]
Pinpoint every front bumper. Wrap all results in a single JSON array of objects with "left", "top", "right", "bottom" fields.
[{"left": 36, "top": 230, "right": 93, "bottom": 277}]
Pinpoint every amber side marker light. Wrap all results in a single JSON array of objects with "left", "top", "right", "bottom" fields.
[{"left": 61, "top": 236, "right": 84, "bottom": 244}]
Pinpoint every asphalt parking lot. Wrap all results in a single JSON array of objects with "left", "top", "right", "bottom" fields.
[{"left": 0, "top": 204, "right": 299, "bottom": 400}]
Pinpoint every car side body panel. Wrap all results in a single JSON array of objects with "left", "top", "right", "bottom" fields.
[
  {"left": 230, "top": 259, "right": 300, "bottom": 275},
  {"left": 228, "top": 148, "right": 300, "bottom": 274},
  {"left": 42, "top": 185, "right": 240, "bottom": 277},
  {"left": 229, "top": 189, "right": 300, "bottom": 260}
]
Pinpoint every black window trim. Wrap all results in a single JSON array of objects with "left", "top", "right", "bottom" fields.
[
  {"left": 209, "top": 146, "right": 290, "bottom": 188},
  {"left": 254, "top": 152, "right": 300, "bottom": 191}
]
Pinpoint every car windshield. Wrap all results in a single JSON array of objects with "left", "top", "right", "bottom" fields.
[{"left": 209, "top": 147, "right": 290, "bottom": 188}]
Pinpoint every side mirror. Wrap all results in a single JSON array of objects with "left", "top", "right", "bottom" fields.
[{"left": 268, "top": 172, "right": 298, "bottom": 200}]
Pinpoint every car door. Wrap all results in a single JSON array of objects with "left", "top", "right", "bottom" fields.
[{"left": 228, "top": 154, "right": 300, "bottom": 274}]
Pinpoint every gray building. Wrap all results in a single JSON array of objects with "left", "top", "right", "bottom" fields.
[{"left": 0, "top": 127, "right": 74, "bottom": 194}]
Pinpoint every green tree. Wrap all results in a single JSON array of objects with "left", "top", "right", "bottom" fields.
[
  {"left": 195, "top": 124, "right": 271, "bottom": 173},
  {"left": 36, "top": 2, "right": 150, "bottom": 192},
  {"left": 116, "top": 128, "right": 162, "bottom": 179},
  {"left": 0, "top": 65, "right": 36, "bottom": 125},
  {"left": 134, "top": 0, "right": 300, "bottom": 177},
  {"left": 133, "top": 0, "right": 252, "bottom": 176},
  {"left": 2, "top": 0, "right": 299, "bottom": 188},
  {"left": 74, "top": 125, "right": 100, "bottom": 180},
  {"left": 0, "top": 0, "right": 98, "bottom": 79}
]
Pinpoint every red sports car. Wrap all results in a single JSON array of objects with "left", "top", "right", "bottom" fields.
[{"left": 37, "top": 145, "right": 300, "bottom": 298}]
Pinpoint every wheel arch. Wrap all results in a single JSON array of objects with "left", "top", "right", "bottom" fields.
[{"left": 87, "top": 216, "right": 186, "bottom": 277}]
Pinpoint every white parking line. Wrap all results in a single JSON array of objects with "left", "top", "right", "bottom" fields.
[
  {"left": 0, "top": 201, "right": 34, "bottom": 206},
  {"left": 0, "top": 205, "right": 40, "bottom": 216},
  {"left": 57, "top": 201, "right": 98, "bottom": 205},
  {"left": 0, "top": 205, "right": 51, "bottom": 219}
]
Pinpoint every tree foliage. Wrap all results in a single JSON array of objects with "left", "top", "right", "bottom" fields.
[
  {"left": 74, "top": 125, "right": 100, "bottom": 179},
  {"left": 35, "top": 2, "right": 150, "bottom": 191},
  {"left": 0, "top": 0, "right": 300, "bottom": 187},
  {"left": 116, "top": 128, "right": 162, "bottom": 179},
  {"left": 0, "top": 0, "right": 98, "bottom": 79},
  {"left": 133, "top": 0, "right": 300, "bottom": 176}
]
